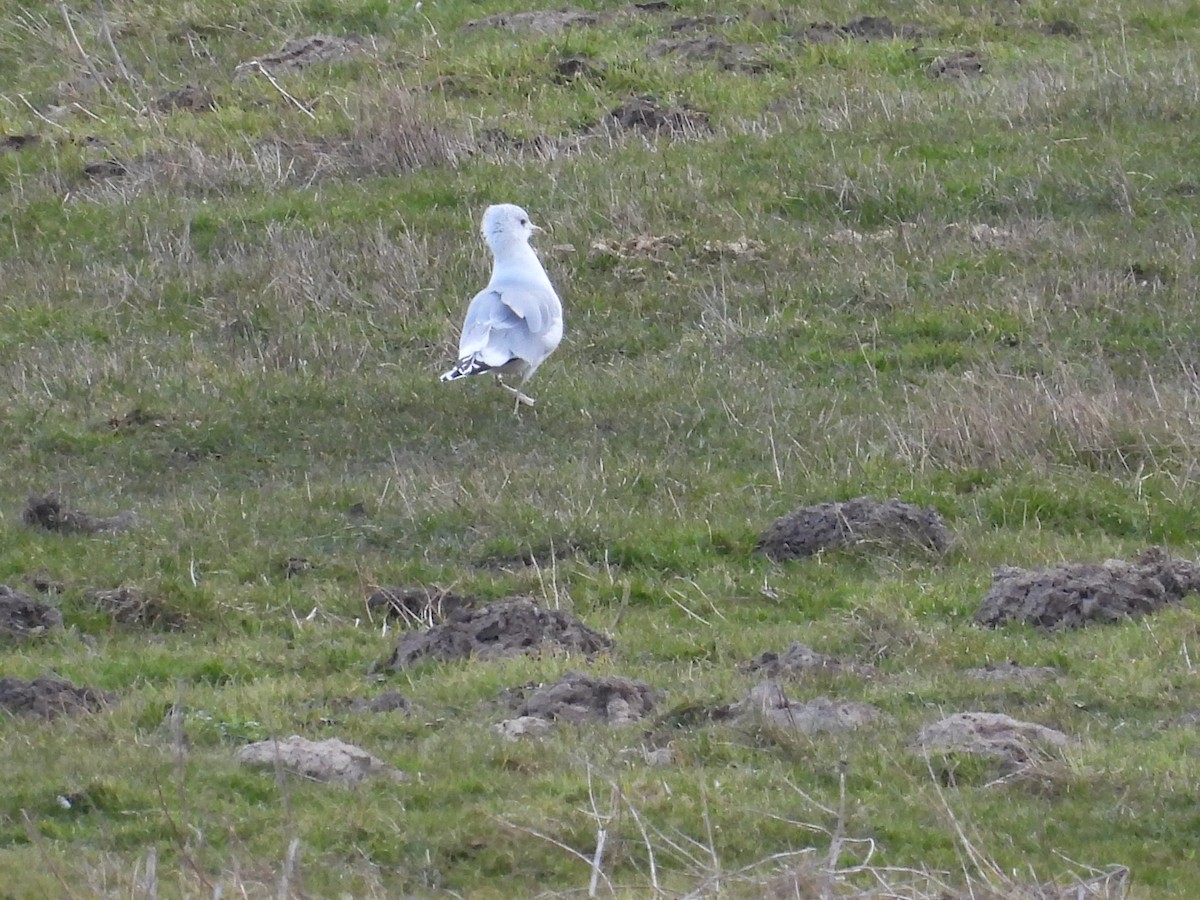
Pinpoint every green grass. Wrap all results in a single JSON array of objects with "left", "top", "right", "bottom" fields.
[{"left": 1, "top": 0, "right": 1199, "bottom": 896}]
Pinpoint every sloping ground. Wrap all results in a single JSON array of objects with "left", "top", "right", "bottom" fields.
[{"left": 1, "top": 0, "right": 1199, "bottom": 897}]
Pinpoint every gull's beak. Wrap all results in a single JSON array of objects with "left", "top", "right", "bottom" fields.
[{"left": 530, "top": 222, "right": 545, "bottom": 234}]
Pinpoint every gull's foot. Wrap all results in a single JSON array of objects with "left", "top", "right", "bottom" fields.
[{"left": 496, "top": 377, "right": 536, "bottom": 411}]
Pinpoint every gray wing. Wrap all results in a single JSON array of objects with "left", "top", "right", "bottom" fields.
[{"left": 458, "top": 280, "right": 561, "bottom": 367}]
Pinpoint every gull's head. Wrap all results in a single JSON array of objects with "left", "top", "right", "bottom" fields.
[{"left": 481, "top": 203, "right": 541, "bottom": 252}]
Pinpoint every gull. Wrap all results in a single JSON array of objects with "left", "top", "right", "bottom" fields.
[{"left": 440, "top": 203, "right": 564, "bottom": 412}]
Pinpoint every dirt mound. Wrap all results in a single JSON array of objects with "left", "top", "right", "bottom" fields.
[
  {"left": 0, "top": 586, "right": 63, "bottom": 639},
  {"left": 791, "top": 16, "right": 927, "bottom": 44},
  {"left": 916, "top": 712, "right": 1072, "bottom": 766},
  {"left": 742, "top": 642, "right": 870, "bottom": 679},
  {"left": 667, "top": 14, "right": 739, "bottom": 33},
  {"left": 757, "top": 496, "right": 953, "bottom": 561},
  {"left": 1044, "top": 19, "right": 1081, "bottom": 37},
  {"left": 0, "top": 675, "right": 115, "bottom": 719},
  {"left": 605, "top": 96, "right": 712, "bottom": 136},
  {"left": 976, "top": 547, "right": 1200, "bottom": 629},
  {"left": 347, "top": 691, "right": 410, "bottom": 714},
  {"left": 515, "top": 671, "right": 657, "bottom": 725},
  {"left": 23, "top": 493, "right": 138, "bottom": 535},
  {"left": 367, "top": 586, "right": 475, "bottom": 626},
  {"left": 463, "top": 4, "right": 668, "bottom": 34},
  {"left": 235, "top": 736, "right": 406, "bottom": 785},
  {"left": 235, "top": 34, "right": 378, "bottom": 77},
  {"left": 737, "top": 681, "right": 881, "bottom": 734},
  {"left": 648, "top": 36, "right": 769, "bottom": 74},
  {"left": 86, "top": 586, "right": 182, "bottom": 629},
  {"left": 2, "top": 134, "right": 40, "bottom": 151},
  {"left": 463, "top": 8, "right": 602, "bottom": 33},
  {"left": 83, "top": 159, "right": 129, "bottom": 180},
  {"left": 963, "top": 661, "right": 1059, "bottom": 683},
  {"left": 377, "top": 599, "right": 613, "bottom": 671},
  {"left": 553, "top": 55, "right": 604, "bottom": 83},
  {"left": 152, "top": 84, "right": 214, "bottom": 112},
  {"left": 927, "top": 50, "right": 984, "bottom": 79}
]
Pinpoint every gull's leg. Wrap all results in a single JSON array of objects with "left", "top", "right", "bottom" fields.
[{"left": 494, "top": 375, "right": 536, "bottom": 410}]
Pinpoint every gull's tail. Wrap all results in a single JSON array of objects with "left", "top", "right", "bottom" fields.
[{"left": 440, "top": 357, "right": 491, "bottom": 382}]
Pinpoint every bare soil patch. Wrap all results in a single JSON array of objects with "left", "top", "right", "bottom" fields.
[
  {"left": 976, "top": 547, "right": 1200, "bottom": 629},
  {"left": 235, "top": 736, "right": 406, "bottom": 785},
  {"left": 648, "top": 36, "right": 770, "bottom": 74},
  {"left": 757, "top": 496, "right": 953, "bottom": 561},
  {"left": 916, "top": 712, "right": 1072, "bottom": 767},
  {"left": 367, "top": 586, "right": 476, "bottom": 626},
  {"left": 0, "top": 586, "right": 63, "bottom": 639},
  {"left": 376, "top": 599, "right": 613, "bottom": 672},
  {"left": 737, "top": 680, "right": 882, "bottom": 734},
  {"left": 742, "top": 642, "right": 872, "bottom": 679},
  {"left": 235, "top": 35, "right": 378, "bottom": 76},
  {"left": 23, "top": 493, "right": 138, "bottom": 535},
  {"left": 0, "top": 675, "right": 115, "bottom": 719}
]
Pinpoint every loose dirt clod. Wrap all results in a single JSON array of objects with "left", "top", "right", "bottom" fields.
[
  {"left": 0, "top": 675, "right": 115, "bottom": 719},
  {"left": 23, "top": 493, "right": 139, "bottom": 535},
  {"left": 757, "top": 496, "right": 953, "bottom": 561},
  {"left": 916, "top": 712, "right": 1072, "bottom": 766},
  {"left": 976, "top": 547, "right": 1200, "bottom": 629},
  {"left": 742, "top": 642, "right": 870, "bottom": 679},
  {"left": 235, "top": 736, "right": 406, "bottom": 785},
  {"left": 376, "top": 599, "right": 613, "bottom": 671},
  {"left": 737, "top": 680, "right": 881, "bottom": 734},
  {"left": 366, "top": 586, "right": 475, "bottom": 626},
  {"left": 0, "top": 586, "right": 63, "bottom": 638},
  {"left": 514, "top": 671, "right": 657, "bottom": 725}
]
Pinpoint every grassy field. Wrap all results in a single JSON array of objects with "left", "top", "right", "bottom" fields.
[{"left": 2, "top": 0, "right": 1199, "bottom": 896}]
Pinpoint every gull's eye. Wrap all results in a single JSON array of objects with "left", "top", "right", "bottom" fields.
[{"left": 520, "top": 218, "right": 528, "bottom": 225}]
